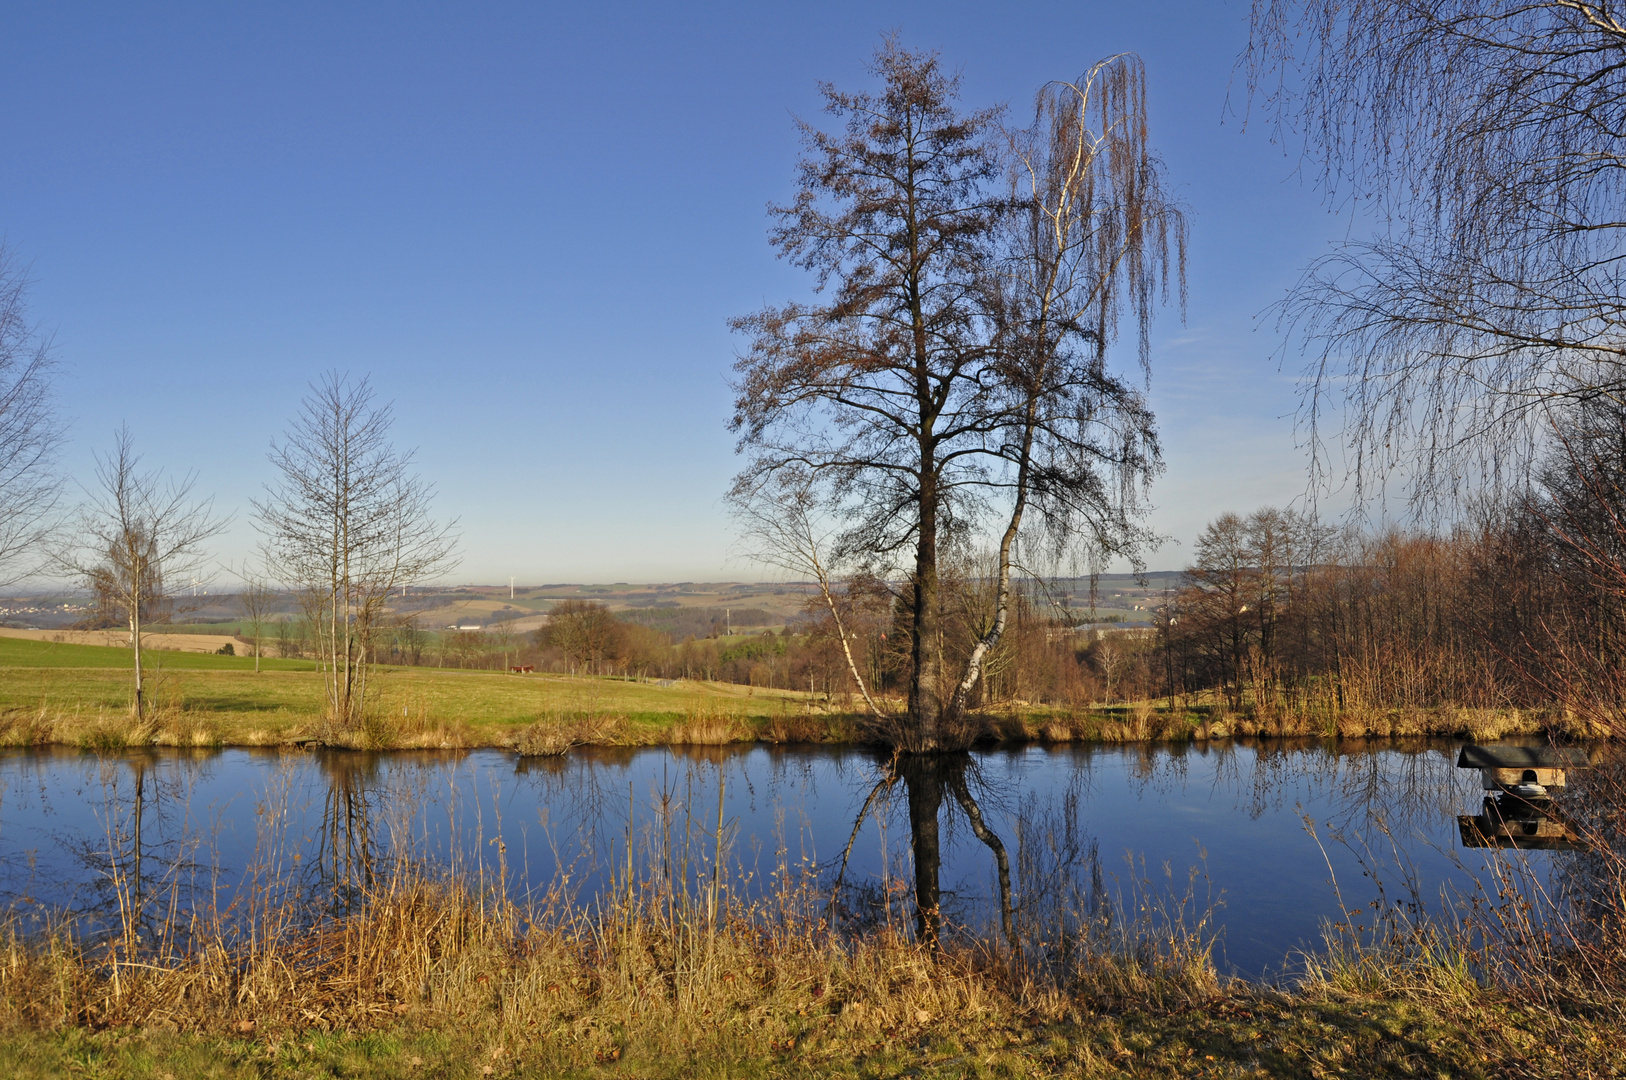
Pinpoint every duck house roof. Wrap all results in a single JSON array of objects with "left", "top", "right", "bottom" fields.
[{"left": 1457, "top": 745, "right": 1591, "bottom": 770}]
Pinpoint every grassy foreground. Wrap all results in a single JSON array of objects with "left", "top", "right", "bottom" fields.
[
  {"left": 2, "top": 851, "right": 1622, "bottom": 1080},
  {"left": 3, "top": 979, "right": 1622, "bottom": 1078},
  {"left": 0, "top": 635, "right": 1596, "bottom": 750}
]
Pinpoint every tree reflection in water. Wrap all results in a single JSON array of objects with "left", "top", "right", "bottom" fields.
[
  {"left": 313, "top": 751, "right": 380, "bottom": 910},
  {"left": 0, "top": 737, "right": 1578, "bottom": 978},
  {"left": 66, "top": 751, "right": 216, "bottom": 955},
  {"left": 823, "top": 754, "right": 1019, "bottom": 950}
]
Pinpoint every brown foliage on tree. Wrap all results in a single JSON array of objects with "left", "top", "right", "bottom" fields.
[{"left": 537, "top": 599, "right": 629, "bottom": 676}]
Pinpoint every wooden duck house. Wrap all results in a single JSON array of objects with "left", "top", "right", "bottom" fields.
[{"left": 1456, "top": 745, "right": 1591, "bottom": 851}]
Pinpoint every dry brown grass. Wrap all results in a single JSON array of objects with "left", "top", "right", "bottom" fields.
[
  {"left": 662, "top": 708, "right": 741, "bottom": 746},
  {"left": 0, "top": 805, "right": 1223, "bottom": 1071},
  {"left": 512, "top": 712, "right": 624, "bottom": 756},
  {"left": 8, "top": 842, "right": 1624, "bottom": 1079}
]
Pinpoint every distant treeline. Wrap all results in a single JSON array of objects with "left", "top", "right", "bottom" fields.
[
  {"left": 1163, "top": 401, "right": 1626, "bottom": 721},
  {"left": 262, "top": 401, "right": 1626, "bottom": 721},
  {"left": 618, "top": 605, "right": 778, "bottom": 641}
]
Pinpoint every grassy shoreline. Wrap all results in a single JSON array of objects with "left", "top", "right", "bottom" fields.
[
  {"left": 4, "top": 977, "right": 1621, "bottom": 1078},
  {"left": 0, "top": 634, "right": 1604, "bottom": 752},
  {"left": 2, "top": 855, "right": 1622, "bottom": 1079}
]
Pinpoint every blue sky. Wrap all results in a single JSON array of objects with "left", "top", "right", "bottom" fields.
[{"left": 0, "top": 1, "right": 1350, "bottom": 583}]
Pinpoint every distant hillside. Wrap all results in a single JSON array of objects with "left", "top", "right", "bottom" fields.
[{"left": 619, "top": 605, "right": 779, "bottom": 640}]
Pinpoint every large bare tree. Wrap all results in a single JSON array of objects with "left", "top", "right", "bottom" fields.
[
  {"left": 732, "top": 45, "right": 1183, "bottom": 751},
  {"left": 254, "top": 374, "right": 458, "bottom": 735},
  {"left": 732, "top": 40, "right": 1006, "bottom": 754},
  {"left": 0, "top": 245, "right": 64, "bottom": 583},
  {"left": 732, "top": 42, "right": 1185, "bottom": 947},
  {"left": 1244, "top": 1, "right": 1626, "bottom": 510},
  {"left": 66, "top": 427, "right": 226, "bottom": 720}
]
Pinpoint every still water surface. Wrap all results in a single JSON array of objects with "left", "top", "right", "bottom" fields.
[{"left": 0, "top": 739, "right": 1553, "bottom": 977}]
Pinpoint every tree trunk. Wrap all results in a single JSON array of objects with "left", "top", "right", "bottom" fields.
[
  {"left": 910, "top": 462, "right": 942, "bottom": 752},
  {"left": 130, "top": 581, "right": 143, "bottom": 721}
]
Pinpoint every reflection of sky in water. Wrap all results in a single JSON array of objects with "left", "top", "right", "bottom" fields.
[{"left": 0, "top": 741, "right": 1555, "bottom": 977}]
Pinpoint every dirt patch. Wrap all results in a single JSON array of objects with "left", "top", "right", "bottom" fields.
[{"left": 0, "top": 626, "right": 241, "bottom": 655}]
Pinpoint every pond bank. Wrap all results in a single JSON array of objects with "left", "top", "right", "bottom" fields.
[
  {"left": 2, "top": 873, "right": 1620, "bottom": 1080},
  {"left": 1, "top": 636, "right": 1606, "bottom": 750},
  {"left": 0, "top": 697, "right": 1600, "bottom": 752}
]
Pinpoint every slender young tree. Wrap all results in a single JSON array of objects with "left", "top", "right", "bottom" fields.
[
  {"left": 729, "top": 471, "right": 887, "bottom": 718},
  {"left": 255, "top": 374, "right": 458, "bottom": 735},
  {"left": 234, "top": 560, "right": 275, "bottom": 673},
  {"left": 66, "top": 427, "right": 226, "bottom": 720}
]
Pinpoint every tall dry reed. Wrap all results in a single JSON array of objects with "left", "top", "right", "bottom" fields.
[{"left": 0, "top": 763, "right": 1225, "bottom": 1069}]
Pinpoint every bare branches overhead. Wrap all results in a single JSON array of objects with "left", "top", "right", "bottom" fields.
[
  {"left": 1245, "top": 1, "right": 1626, "bottom": 510},
  {"left": 0, "top": 244, "right": 63, "bottom": 585}
]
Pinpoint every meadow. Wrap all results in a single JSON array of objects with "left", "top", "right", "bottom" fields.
[
  {"left": 0, "top": 634, "right": 1586, "bottom": 752},
  {"left": 0, "top": 635, "right": 842, "bottom": 750}
]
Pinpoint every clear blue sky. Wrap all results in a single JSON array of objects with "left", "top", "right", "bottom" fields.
[{"left": 1, "top": 1, "right": 1349, "bottom": 583}]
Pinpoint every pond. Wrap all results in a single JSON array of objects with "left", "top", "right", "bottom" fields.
[{"left": 0, "top": 738, "right": 1571, "bottom": 978}]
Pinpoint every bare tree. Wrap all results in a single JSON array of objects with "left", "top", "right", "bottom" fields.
[
  {"left": 538, "top": 599, "right": 626, "bottom": 675},
  {"left": 254, "top": 374, "right": 458, "bottom": 735},
  {"left": 65, "top": 427, "right": 226, "bottom": 720},
  {"left": 729, "top": 472, "right": 887, "bottom": 718},
  {"left": 731, "top": 40, "right": 1004, "bottom": 753},
  {"left": 1245, "top": 1, "right": 1626, "bottom": 510},
  {"left": 733, "top": 47, "right": 1183, "bottom": 750},
  {"left": 490, "top": 619, "right": 517, "bottom": 671},
  {"left": 1096, "top": 639, "right": 1123, "bottom": 702},
  {"left": 0, "top": 245, "right": 64, "bottom": 583},
  {"left": 233, "top": 560, "right": 275, "bottom": 673},
  {"left": 733, "top": 42, "right": 1184, "bottom": 949},
  {"left": 945, "top": 54, "right": 1186, "bottom": 726}
]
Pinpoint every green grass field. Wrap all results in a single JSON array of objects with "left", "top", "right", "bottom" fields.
[
  {"left": 0, "top": 634, "right": 833, "bottom": 748},
  {"left": 0, "top": 635, "right": 1576, "bottom": 750}
]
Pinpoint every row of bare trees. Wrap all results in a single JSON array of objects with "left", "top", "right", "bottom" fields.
[
  {"left": 0, "top": 257, "right": 456, "bottom": 733},
  {"left": 514, "top": 584, "right": 1133, "bottom": 705},
  {"left": 59, "top": 375, "right": 457, "bottom": 733},
  {"left": 1163, "top": 400, "right": 1626, "bottom": 723}
]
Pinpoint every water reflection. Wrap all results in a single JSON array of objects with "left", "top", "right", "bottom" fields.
[
  {"left": 315, "top": 752, "right": 379, "bottom": 905},
  {"left": 0, "top": 738, "right": 1576, "bottom": 976}
]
